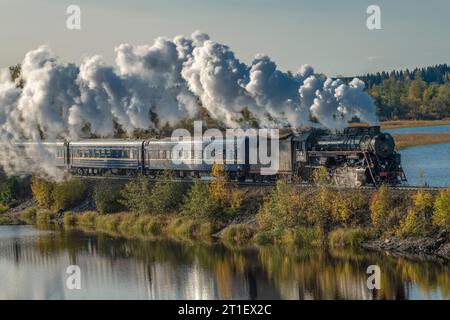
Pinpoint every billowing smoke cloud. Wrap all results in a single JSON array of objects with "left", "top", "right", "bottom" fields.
[{"left": 0, "top": 31, "right": 377, "bottom": 178}]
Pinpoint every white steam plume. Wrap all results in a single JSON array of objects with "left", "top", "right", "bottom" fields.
[{"left": 0, "top": 31, "right": 378, "bottom": 178}]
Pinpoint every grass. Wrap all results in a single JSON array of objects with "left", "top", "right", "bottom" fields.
[
  {"left": 328, "top": 228, "right": 372, "bottom": 248},
  {"left": 66, "top": 212, "right": 213, "bottom": 241},
  {"left": 0, "top": 215, "right": 12, "bottom": 225},
  {"left": 0, "top": 204, "right": 9, "bottom": 214},
  {"left": 393, "top": 133, "right": 450, "bottom": 149},
  {"left": 381, "top": 119, "right": 450, "bottom": 130},
  {"left": 19, "top": 207, "right": 37, "bottom": 224},
  {"left": 221, "top": 224, "right": 255, "bottom": 246}
]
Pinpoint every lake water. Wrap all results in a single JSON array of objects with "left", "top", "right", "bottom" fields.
[
  {"left": 385, "top": 125, "right": 450, "bottom": 187},
  {"left": 0, "top": 225, "right": 448, "bottom": 300}
]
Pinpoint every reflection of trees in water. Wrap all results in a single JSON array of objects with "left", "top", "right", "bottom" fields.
[
  {"left": 3, "top": 225, "right": 449, "bottom": 299},
  {"left": 257, "top": 247, "right": 450, "bottom": 299}
]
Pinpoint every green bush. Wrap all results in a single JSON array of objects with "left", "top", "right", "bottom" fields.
[
  {"left": 181, "top": 180, "right": 221, "bottom": 222},
  {"left": 52, "top": 178, "right": 86, "bottom": 211},
  {"left": 433, "top": 188, "right": 450, "bottom": 229},
  {"left": 94, "top": 180, "right": 123, "bottom": 214},
  {"left": 148, "top": 170, "right": 185, "bottom": 214},
  {"left": 0, "top": 176, "right": 28, "bottom": 207},
  {"left": 119, "top": 174, "right": 152, "bottom": 214},
  {"left": 31, "top": 176, "right": 55, "bottom": 209}
]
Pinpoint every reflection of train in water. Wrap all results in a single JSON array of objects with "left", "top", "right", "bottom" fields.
[{"left": 38, "top": 125, "right": 406, "bottom": 187}]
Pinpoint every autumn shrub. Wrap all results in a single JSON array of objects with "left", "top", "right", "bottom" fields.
[
  {"left": 305, "top": 186, "right": 334, "bottom": 234},
  {"left": 52, "top": 177, "right": 86, "bottom": 211},
  {"left": 331, "top": 191, "right": 368, "bottom": 226},
  {"left": 94, "top": 180, "right": 123, "bottom": 214},
  {"left": 433, "top": 188, "right": 450, "bottom": 230},
  {"left": 256, "top": 180, "right": 306, "bottom": 232},
  {"left": 207, "top": 164, "right": 243, "bottom": 215},
  {"left": 370, "top": 185, "right": 406, "bottom": 234},
  {"left": 31, "top": 176, "right": 55, "bottom": 209},
  {"left": 397, "top": 190, "right": 434, "bottom": 237}
]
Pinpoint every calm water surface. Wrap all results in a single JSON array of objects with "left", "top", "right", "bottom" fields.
[
  {"left": 385, "top": 125, "right": 450, "bottom": 187},
  {"left": 0, "top": 225, "right": 448, "bottom": 300}
]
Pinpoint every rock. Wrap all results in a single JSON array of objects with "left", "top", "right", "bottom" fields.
[{"left": 363, "top": 234, "right": 450, "bottom": 261}]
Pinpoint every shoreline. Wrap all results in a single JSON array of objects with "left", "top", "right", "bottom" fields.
[
  {"left": 1, "top": 169, "right": 449, "bottom": 262},
  {"left": 393, "top": 133, "right": 450, "bottom": 149},
  {"left": 380, "top": 119, "right": 450, "bottom": 130},
  {"left": 4, "top": 207, "right": 448, "bottom": 261}
]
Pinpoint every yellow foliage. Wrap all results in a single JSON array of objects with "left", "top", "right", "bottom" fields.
[
  {"left": 208, "top": 163, "right": 228, "bottom": 203},
  {"left": 433, "top": 188, "right": 450, "bottom": 229},
  {"left": 31, "top": 176, "right": 55, "bottom": 209}
]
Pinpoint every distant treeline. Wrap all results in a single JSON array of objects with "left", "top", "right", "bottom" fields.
[{"left": 355, "top": 64, "right": 450, "bottom": 120}]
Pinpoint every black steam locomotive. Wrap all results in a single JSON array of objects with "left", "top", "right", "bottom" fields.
[
  {"left": 292, "top": 125, "right": 407, "bottom": 187},
  {"left": 38, "top": 125, "right": 405, "bottom": 187}
]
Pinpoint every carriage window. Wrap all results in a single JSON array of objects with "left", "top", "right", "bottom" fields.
[
  {"left": 130, "top": 149, "right": 134, "bottom": 159},
  {"left": 122, "top": 150, "right": 129, "bottom": 158},
  {"left": 105, "top": 149, "right": 111, "bottom": 158}
]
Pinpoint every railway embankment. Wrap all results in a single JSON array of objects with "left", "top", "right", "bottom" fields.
[{"left": 1, "top": 167, "right": 449, "bottom": 261}]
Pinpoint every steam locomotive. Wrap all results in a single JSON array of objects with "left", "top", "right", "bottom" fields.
[{"left": 38, "top": 125, "right": 406, "bottom": 187}]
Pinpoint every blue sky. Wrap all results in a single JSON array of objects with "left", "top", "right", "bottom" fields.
[{"left": 1, "top": 0, "right": 449, "bottom": 76}]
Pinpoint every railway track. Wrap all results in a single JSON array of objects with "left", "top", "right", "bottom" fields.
[{"left": 78, "top": 175, "right": 445, "bottom": 191}]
